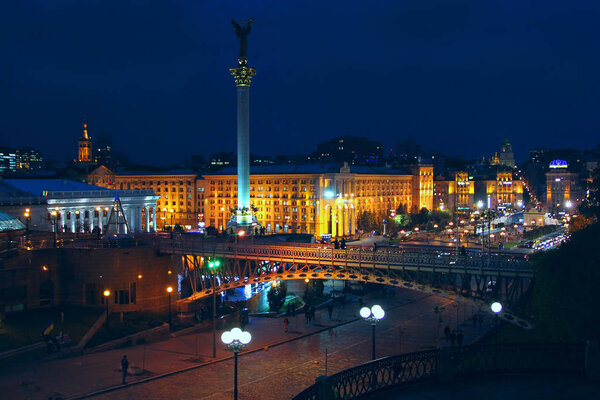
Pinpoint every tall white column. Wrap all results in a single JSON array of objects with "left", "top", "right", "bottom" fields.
[
  {"left": 98, "top": 209, "right": 103, "bottom": 233},
  {"left": 70, "top": 210, "right": 76, "bottom": 233},
  {"left": 152, "top": 208, "right": 157, "bottom": 232},
  {"left": 129, "top": 207, "right": 136, "bottom": 232},
  {"left": 145, "top": 207, "right": 150, "bottom": 232},
  {"left": 60, "top": 210, "right": 66, "bottom": 232},
  {"left": 89, "top": 209, "right": 94, "bottom": 232}
]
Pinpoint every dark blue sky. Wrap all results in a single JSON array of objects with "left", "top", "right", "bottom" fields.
[{"left": 1, "top": 0, "right": 599, "bottom": 165}]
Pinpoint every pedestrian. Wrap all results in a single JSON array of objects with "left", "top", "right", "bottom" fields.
[
  {"left": 341, "top": 237, "right": 346, "bottom": 249},
  {"left": 310, "top": 306, "right": 316, "bottom": 323},
  {"left": 334, "top": 238, "right": 339, "bottom": 249},
  {"left": 457, "top": 330, "right": 464, "bottom": 347},
  {"left": 121, "top": 355, "right": 129, "bottom": 384},
  {"left": 327, "top": 302, "right": 333, "bottom": 320},
  {"left": 449, "top": 331, "right": 456, "bottom": 347},
  {"left": 284, "top": 317, "right": 289, "bottom": 333},
  {"left": 291, "top": 302, "right": 296, "bottom": 317},
  {"left": 443, "top": 325, "right": 451, "bottom": 342},
  {"left": 478, "top": 314, "right": 483, "bottom": 328},
  {"left": 304, "top": 305, "right": 310, "bottom": 324}
]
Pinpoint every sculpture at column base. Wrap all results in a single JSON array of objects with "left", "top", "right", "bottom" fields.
[{"left": 226, "top": 206, "right": 262, "bottom": 235}]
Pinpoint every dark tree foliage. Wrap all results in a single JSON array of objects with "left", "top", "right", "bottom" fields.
[
  {"left": 267, "top": 282, "right": 287, "bottom": 313},
  {"left": 533, "top": 223, "right": 600, "bottom": 341}
]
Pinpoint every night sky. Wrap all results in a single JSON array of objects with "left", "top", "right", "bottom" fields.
[{"left": 1, "top": 0, "right": 599, "bottom": 165}]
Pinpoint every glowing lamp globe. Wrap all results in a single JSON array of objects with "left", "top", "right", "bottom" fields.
[
  {"left": 239, "top": 331, "right": 251, "bottom": 345},
  {"left": 221, "top": 331, "right": 233, "bottom": 344},
  {"left": 491, "top": 302, "right": 502, "bottom": 314},
  {"left": 360, "top": 307, "right": 371, "bottom": 319},
  {"left": 230, "top": 327, "right": 242, "bottom": 341},
  {"left": 371, "top": 305, "right": 385, "bottom": 320}
]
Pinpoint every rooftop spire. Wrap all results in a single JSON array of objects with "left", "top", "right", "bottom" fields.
[{"left": 83, "top": 119, "right": 89, "bottom": 140}]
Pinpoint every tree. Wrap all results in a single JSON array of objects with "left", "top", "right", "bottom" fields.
[
  {"left": 579, "top": 167, "right": 600, "bottom": 221},
  {"left": 357, "top": 211, "right": 377, "bottom": 232},
  {"left": 533, "top": 223, "right": 600, "bottom": 341},
  {"left": 267, "top": 282, "right": 287, "bottom": 313}
]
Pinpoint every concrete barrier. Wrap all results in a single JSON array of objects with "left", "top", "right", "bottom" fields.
[{"left": 86, "top": 323, "right": 170, "bottom": 353}]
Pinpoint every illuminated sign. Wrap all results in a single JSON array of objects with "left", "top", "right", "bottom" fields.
[{"left": 549, "top": 159, "right": 568, "bottom": 169}]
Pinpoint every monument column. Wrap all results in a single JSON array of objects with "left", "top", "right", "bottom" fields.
[{"left": 227, "top": 18, "right": 261, "bottom": 233}]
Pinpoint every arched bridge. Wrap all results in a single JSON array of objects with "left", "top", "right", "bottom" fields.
[{"left": 159, "top": 237, "right": 533, "bottom": 307}]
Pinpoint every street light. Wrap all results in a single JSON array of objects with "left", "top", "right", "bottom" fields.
[
  {"left": 24, "top": 208, "right": 31, "bottom": 243},
  {"left": 166, "top": 286, "right": 173, "bottom": 325},
  {"left": 491, "top": 302, "right": 502, "bottom": 346},
  {"left": 221, "top": 327, "right": 251, "bottom": 400},
  {"left": 51, "top": 210, "right": 58, "bottom": 248},
  {"left": 103, "top": 289, "right": 111, "bottom": 331},
  {"left": 209, "top": 259, "right": 221, "bottom": 358},
  {"left": 360, "top": 305, "right": 385, "bottom": 360}
]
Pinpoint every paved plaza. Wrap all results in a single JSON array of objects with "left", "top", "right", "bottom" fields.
[{"left": 0, "top": 288, "right": 494, "bottom": 400}]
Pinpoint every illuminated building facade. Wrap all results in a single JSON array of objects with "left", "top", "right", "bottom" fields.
[
  {"left": 434, "top": 171, "right": 523, "bottom": 212},
  {"left": 201, "top": 163, "right": 433, "bottom": 237},
  {"left": 0, "top": 147, "right": 17, "bottom": 174},
  {"left": 77, "top": 121, "right": 93, "bottom": 163},
  {"left": 0, "top": 179, "right": 159, "bottom": 233},
  {"left": 545, "top": 160, "right": 584, "bottom": 213},
  {"left": 89, "top": 169, "right": 200, "bottom": 229}
]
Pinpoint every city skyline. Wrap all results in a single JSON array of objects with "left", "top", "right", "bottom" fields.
[{"left": 2, "top": 1, "right": 599, "bottom": 164}]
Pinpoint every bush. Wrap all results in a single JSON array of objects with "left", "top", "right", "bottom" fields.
[{"left": 267, "top": 282, "right": 287, "bottom": 312}]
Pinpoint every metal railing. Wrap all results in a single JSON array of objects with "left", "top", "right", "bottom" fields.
[
  {"left": 292, "top": 343, "right": 587, "bottom": 400},
  {"left": 159, "top": 237, "right": 533, "bottom": 277}
]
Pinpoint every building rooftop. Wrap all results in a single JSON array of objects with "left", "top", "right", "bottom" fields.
[
  {"left": 206, "top": 164, "right": 409, "bottom": 176},
  {"left": 1, "top": 179, "right": 107, "bottom": 195},
  {"left": 0, "top": 210, "right": 26, "bottom": 232}
]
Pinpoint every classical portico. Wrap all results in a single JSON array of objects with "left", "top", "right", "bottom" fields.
[{"left": 46, "top": 189, "right": 159, "bottom": 233}]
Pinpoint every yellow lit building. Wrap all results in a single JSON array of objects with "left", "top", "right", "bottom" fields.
[
  {"left": 545, "top": 160, "right": 584, "bottom": 213},
  {"left": 434, "top": 171, "right": 522, "bottom": 211},
  {"left": 88, "top": 168, "right": 201, "bottom": 228},
  {"left": 200, "top": 163, "right": 433, "bottom": 237}
]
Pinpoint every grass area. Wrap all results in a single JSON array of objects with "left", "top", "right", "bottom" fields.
[
  {"left": 86, "top": 311, "right": 165, "bottom": 348},
  {"left": 0, "top": 306, "right": 103, "bottom": 353}
]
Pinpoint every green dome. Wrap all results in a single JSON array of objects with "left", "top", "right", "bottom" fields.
[{"left": 0, "top": 210, "right": 26, "bottom": 232}]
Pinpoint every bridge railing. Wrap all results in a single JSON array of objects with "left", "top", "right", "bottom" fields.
[
  {"left": 159, "top": 237, "right": 531, "bottom": 273},
  {"left": 292, "top": 343, "right": 587, "bottom": 400}
]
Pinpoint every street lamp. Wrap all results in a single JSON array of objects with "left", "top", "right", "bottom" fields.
[
  {"left": 491, "top": 302, "right": 502, "bottom": 346},
  {"left": 209, "top": 259, "right": 221, "bottom": 358},
  {"left": 166, "top": 286, "right": 173, "bottom": 325},
  {"left": 221, "top": 328, "right": 251, "bottom": 400},
  {"left": 51, "top": 210, "right": 58, "bottom": 248},
  {"left": 24, "top": 208, "right": 31, "bottom": 243},
  {"left": 103, "top": 289, "right": 111, "bottom": 331},
  {"left": 360, "top": 305, "right": 385, "bottom": 360}
]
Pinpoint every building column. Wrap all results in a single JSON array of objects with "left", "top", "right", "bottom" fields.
[
  {"left": 152, "top": 208, "right": 157, "bottom": 232},
  {"left": 70, "top": 210, "right": 76, "bottom": 233},
  {"left": 129, "top": 207, "right": 136, "bottom": 232},
  {"left": 88, "top": 208, "right": 94, "bottom": 232},
  {"left": 98, "top": 209, "right": 103, "bottom": 233},
  {"left": 145, "top": 207, "right": 150, "bottom": 232},
  {"left": 59, "top": 210, "right": 66, "bottom": 233}
]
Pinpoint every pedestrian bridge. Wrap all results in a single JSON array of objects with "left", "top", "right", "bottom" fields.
[{"left": 159, "top": 237, "right": 533, "bottom": 307}]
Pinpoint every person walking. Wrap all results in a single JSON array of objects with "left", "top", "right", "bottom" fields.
[
  {"left": 121, "top": 355, "right": 129, "bottom": 384},
  {"left": 283, "top": 317, "right": 289, "bottom": 333},
  {"left": 478, "top": 314, "right": 483, "bottom": 328},
  {"left": 327, "top": 302, "right": 333, "bottom": 320},
  {"left": 291, "top": 302, "right": 296, "bottom": 317},
  {"left": 304, "top": 305, "right": 310, "bottom": 324},
  {"left": 340, "top": 238, "right": 346, "bottom": 249},
  {"left": 443, "top": 325, "right": 451, "bottom": 342}
]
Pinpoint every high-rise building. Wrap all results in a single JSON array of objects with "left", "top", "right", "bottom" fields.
[
  {"left": 0, "top": 147, "right": 17, "bottom": 174},
  {"left": 15, "top": 147, "right": 44, "bottom": 170}
]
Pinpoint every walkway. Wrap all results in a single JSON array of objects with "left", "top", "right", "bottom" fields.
[{"left": 0, "top": 289, "right": 494, "bottom": 400}]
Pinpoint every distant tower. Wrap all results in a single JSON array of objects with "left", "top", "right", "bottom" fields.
[
  {"left": 499, "top": 133, "right": 515, "bottom": 168},
  {"left": 226, "top": 19, "right": 261, "bottom": 234},
  {"left": 78, "top": 120, "right": 93, "bottom": 163}
]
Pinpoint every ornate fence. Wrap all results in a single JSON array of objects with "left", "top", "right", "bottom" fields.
[{"left": 292, "top": 343, "right": 587, "bottom": 400}]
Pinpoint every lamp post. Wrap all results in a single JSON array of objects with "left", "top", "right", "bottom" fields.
[
  {"left": 221, "top": 328, "right": 251, "bottom": 400},
  {"left": 360, "top": 305, "right": 385, "bottom": 360},
  {"left": 24, "top": 208, "right": 31, "bottom": 243},
  {"left": 51, "top": 210, "right": 58, "bottom": 248},
  {"left": 169, "top": 209, "right": 174, "bottom": 228},
  {"left": 103, "top": 289, "right": 111, "bottom": 331},
  {"left": 166, "top": 286, "right": 173, "bottom": 325},
  {"left": 491, "top": 301, "right": 502, "bottom": 346},
  {"left": 209, "top": 259, "right": 221, "bottom": 358}
]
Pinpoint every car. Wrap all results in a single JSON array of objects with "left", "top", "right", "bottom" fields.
[{"left": 486, "top": 280, "right": 497, "bottom": 293}]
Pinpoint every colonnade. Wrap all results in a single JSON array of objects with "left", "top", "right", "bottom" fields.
[{"left": 50, "top": 205, "right": 157, "bottom": 233}]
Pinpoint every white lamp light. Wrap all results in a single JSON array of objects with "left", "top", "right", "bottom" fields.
[{"left": 360, "top": 307, "right": 371, "bottom": 318}]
